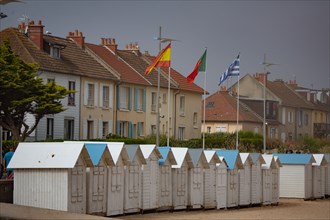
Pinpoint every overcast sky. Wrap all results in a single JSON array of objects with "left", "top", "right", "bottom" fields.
[{"left": 1, "top": 0, "right": 329, "bottom": 95}]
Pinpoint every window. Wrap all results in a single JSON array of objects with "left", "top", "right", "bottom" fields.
[
  {"left": 193, "top": 112, "right": 197, "bottom": 127},
  {"left": 50, "top": 46, "right": 60, "bottom": 58},
  {"left": 178, "top": 127, "right": 185, "bottom": 140},
  {"left": 68, "top": 81, "right": 75, "bottom": 106},
  {"left": 46, "top": 118, "right": 54, "bottom": 140},
  {"left": 87, "top": 120, "right": 94, "bottom": 139},
  {"left": 304, "top": 113, "right": 309, "bottom": 126},
  {"left": 47, "top": 78, "right": 55, "bottom": 83},
  {"left": 118, "top": 121, "right": 128, "bottom": 137},
  {"left": 270, "top": 128, "right": 276, "bottom": 139},
  {"left": 298, "top": 110, "right": 303, "bottom": 127},
  {"left": 207, "top": 127, "right": 211, "bottom": 133},
  {"left": 179, "top": 96, "right": 185, "bottom": 115},
  {"left": 163, "top": 93, "right": 167, "bottom": 104},
  {"left": 137, "top": 122, "right": 144, "bottom": 136},
  {"left": 64, "top": 119, "right": 74, "bottom": 140},
  {"left": 102, "top": 121, "right": 109, "bottom": 138},
  {"left": 119, "top": 86, "right": 130, "bottom": 110},
  {"left": 87, "top": 83, "right": 94, "bottom": 106},
  {"left": 151, "top": 92, "right": 157, "bottom": 112},
  {"left": 151, "top": 125, "right": 156, "bottom": 135},
  {"left": 135, "top": 88, "right": 144, "bottom": 111},
  {"left": 102, "top": 85, "right": 110, "bottom": 108}
]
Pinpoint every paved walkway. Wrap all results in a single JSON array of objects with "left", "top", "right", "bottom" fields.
[{"left": 0, "top": 203, "right": 119, "bottom": 219}]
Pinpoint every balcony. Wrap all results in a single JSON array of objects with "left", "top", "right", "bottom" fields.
[{"left": 313, "top": 123, "right": 330, "bottom": 138}]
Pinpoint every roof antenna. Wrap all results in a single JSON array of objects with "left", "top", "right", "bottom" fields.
[{"left": 17, "top": 14, "right": 30, "bottom": 34}]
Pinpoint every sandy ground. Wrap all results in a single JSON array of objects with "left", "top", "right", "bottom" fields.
[{"left": 120, "top": 198, "right": 330, "bottom": 220}]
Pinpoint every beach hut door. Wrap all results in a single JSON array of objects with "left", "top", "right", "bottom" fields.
[
  {"left": 70, "top": 163, "right": 85, "bottom": 213},
  {"left": 92, "top": 166, "right": 106, "bottom": 211}
]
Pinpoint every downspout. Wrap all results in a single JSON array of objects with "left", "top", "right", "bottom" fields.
[
  {"left": 114, "top": 80, "right": 122, "bottom": 136},
  {"left": 173, "top": 89, "right": 181, "bottom": 139}
]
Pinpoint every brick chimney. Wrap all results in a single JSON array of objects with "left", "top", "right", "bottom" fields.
[
  {"left": 27, "top": 20, "right": 44, "bottom": 50},
  {"left": 67, "top": 30, "right": 85, "bottom": 49},
  {"left": 125, "top": 42, "right": 140, "bottom": 51},
  {"left": 287, "top": 80, "right": 298, "bottom": 89},
  {"left": 219, "top": 86, "right": 227, "bottom": 92},
  {"left": 101, "top": 38, "right": 117, "bottom": 53},
  {"left": 254, "top": 72, "right": 268, "bottom": 85}
]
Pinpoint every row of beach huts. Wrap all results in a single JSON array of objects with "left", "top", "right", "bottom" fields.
[{"left": 7, "top": 142, "right": 330, "bottom": 216}]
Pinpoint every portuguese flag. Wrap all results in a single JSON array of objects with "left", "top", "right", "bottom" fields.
[{"left": 187, "top": 49, "right": 207, "bottom": 83}]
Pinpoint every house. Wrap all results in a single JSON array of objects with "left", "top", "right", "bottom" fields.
[
  {"left": 202, "top": 90, "right": 263, "bottom": 134},
  {"left": 8, "top": 142, "right": 93, "bottom": 213},
  {"left": 86, "top": 40, "right": 151, "bottom": 138},
  {"left": 274, "top": 153, "right": 316, "bottom": 199},
  {"left": 157, "top": 146, "right": 177, "bottom": 210},
  {"left": 215, "top": 150, "right": 243, "bottom": 208},
  {"left": 187, "top": 148, "right": 209, "bottom": 209}
]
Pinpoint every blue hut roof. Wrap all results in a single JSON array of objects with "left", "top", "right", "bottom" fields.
[
  {"left": 273, "top": 154, "right": 315, "bottom": 165},
  {"left": 158, "top": 146, "right": 171, "bottom": 165},
  {"left": 85, "top": 143, "right": 107, "bottom": 166},
  {"left": 215, "top": 150, "right": 241, "bottom": 170}
]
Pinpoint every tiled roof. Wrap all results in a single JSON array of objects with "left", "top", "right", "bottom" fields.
[
  {"left": 86, "top": 43, "right": 150, "bottom": 86},
  {"left": 204, "top": 91, "right": 262, "bottom": 123},
  {"left": 267, "top": 80, "right": 313, "bottom": 109},
  {"left": 0, "top": 28, "right": 119, "bottom": 81},
  {"left": 116, "top": 50, "right": 174, "bottom": 88}
]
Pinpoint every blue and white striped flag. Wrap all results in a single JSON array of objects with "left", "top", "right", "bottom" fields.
[{"left": 218, "top": 54, "right": 240, "bottom": 86}]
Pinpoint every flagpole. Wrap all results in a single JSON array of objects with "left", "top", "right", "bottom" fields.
[
  {"left": 156, "top": 26, "right": 162, "bottom": 147},
  {"left": 202, "top": 48, "right": 207, "bottom": 150},
  {"left": 236, "top": 75, "right": 240, "bottom": 150},
  {"left": 167, "top": 66, "right": 171, "bottom": 147}
]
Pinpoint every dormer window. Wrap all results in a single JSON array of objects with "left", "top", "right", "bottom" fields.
[{"left": 50, "top": 46, "right": 61, "bottom": 59}]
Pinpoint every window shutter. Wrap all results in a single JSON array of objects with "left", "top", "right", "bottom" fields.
[
  {"left": 109, "top": 120, "right": 113, "bottom": 134},
  {"left": 128, "top": 122, "right": 133, "bottom": 138},
  {"left": 94, "top": 83, "right": 98, "bottom": 107},
  {"left": 98, "top": 119, "right": 103, "bottom": 139},
  {"left": 83, "top": 118, "right": 87, "bottom": 139},
  {"left": 134, "top": 87, "right": 138, "bottom": 111},
  {"left": 116, "top": 121, "right": 121, "bottom": 136},
  {"left": 128, "top": 87, "right": 132, "bottom": 110},
  {"left": 109, "top": 84, "right": 114, "bottom": 109},
  {"left": 93, "top": 119, "right": 97, "bottom": 138},
  {"left": 116, "top": 86, "right": 120, "bottom": 109},
  {"left": 99, "top": 84, "right": 104, "bottom": 108},
  {"left": 84, "top": 81, "right": 88, "bottom": 105},
  {"left": 142, "top": 89, "right": 146, "bottom": 112},
  {"left": 137, "top": 122, "right": 141, "bottom": 136}
]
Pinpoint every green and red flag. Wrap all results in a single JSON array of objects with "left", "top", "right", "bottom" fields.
[{"left": 187, "top": 49, "right": 207, "bottom": 83}]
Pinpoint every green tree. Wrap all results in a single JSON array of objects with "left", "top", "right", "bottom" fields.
[{"left": 0, "top": 41, "right": 72, "bottom": 141}]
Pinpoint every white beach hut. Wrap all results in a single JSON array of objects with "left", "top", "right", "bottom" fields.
[
  {"left": 238, "top": 153, "right": 254, "bottom": 206},
  {"left": 139, "top": 144, "right": 163, "bottom": 211},
  {"left": 106, "top": 142, "right": 129, "bottom": 216},
  {"left": 157, "top": 147, "right": 177, "bottom": 211},
  {"left": 203, "top": 150, "right": 221, "bottom": 209},
  {"left": 215, "top": 150, "right": 243, "bottom": 208},
  {"left": 171, "top": 147, "right": 193, "bottom": 210},
  {"left": 85, "top": 143, "right": 114, "bottom": 215},
  {"left": 249, "top": 153, "right": 266, "bottom": 205},
  {"left": 312, "top": 154, "right": 328, "bottom": 199},
  {"left": 324, "top": 154, "right": 330, "bottom": 196},
  {"left": 216, "top": 156, "right": 228, "bottom": 209},
  {"left": 8, "top": 142, "right": 92, "bottom": 213},
  {"left": 123, "top": 144, "right": 146, "bottom": 214},
  {"left": 187, "top": 148, "right": 209, "bottom": 209},
  {"left": 272, "top": 156, "right": 282, "bottom": 205},
  {"left": 273, "top": 154, "right": 315, "bottom": 200},
  {"left": 261, "top": 154, "right": 277, "bottom": 205}
]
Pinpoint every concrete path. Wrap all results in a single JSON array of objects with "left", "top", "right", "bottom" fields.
[{"left": 0, "top": 203, "right": 119, "bottom": 219}]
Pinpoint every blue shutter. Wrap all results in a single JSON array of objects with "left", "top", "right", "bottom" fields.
[
  {"left": 134, "top": 87, "right": 138, "bottom": 111},
  {"left": 128, "top": 122, "right": 133, "bottom": 138},
  {"left": 116, "top": 86, "right": 120, "bottom": 109},
  {"left": 142, "top": 89, "right": 146, "bottom": 112},
  {"left": 128, "top": 87, "right": 132, "bottom": 110}
]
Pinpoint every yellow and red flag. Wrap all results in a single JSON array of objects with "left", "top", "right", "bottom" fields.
[{"left": 145, "top": 43, "right": 171, "bottom": 75}]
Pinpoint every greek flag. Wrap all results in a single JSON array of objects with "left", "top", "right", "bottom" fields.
[{"left": 218, "top": 54, "right": 240, "bottom": 86}]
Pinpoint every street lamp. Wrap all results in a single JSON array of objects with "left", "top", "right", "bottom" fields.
[
  {"left": 260, "top": 54, "right": 278, "bottom": 153},
  {"left": 154, "top": 27, "right": 179, "bottom": 147}
]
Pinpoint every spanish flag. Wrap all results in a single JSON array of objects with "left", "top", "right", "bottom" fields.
[{"left": 145, "top": 43, "right": 171, "bottom": 75}]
